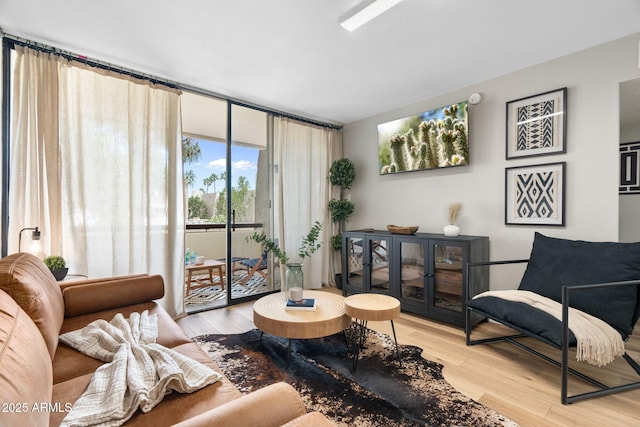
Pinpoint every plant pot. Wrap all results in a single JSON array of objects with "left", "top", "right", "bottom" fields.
[
  {"left": 51, "top": 268, "right": 69, "bottom": 281},
  {"left": 334, "top": 273, "right": 342, "bottom": 290}
]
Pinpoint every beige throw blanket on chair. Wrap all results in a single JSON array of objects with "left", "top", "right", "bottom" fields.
[
  {"left": 474, "top": 290, "right": 625, "bottom": 367},
  {"left": 59, "top": 311, "right": 222, "bottom": 427}
]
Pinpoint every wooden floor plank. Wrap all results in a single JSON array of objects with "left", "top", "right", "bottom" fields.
[{"left": 176, "top": 288, "right": 640, "bottom": 427}]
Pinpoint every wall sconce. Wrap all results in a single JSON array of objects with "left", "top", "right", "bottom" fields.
[{"left": 18, "top": 226, "right": 41, "bottom": 253}]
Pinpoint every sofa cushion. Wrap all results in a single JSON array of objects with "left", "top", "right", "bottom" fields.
[
  {"left": 518, "top": 232, "right": 640, "bottom": 336},
  {"left": 467, "top": 296, "right": 577, "bottom": 347},
  {"left": 0, "top": 290, "right": 53, "bottom": 427},
  {"left": 50, "top": 342, "right": 242, "bottom": 426},
  {"left": 54, "top": 302, "right": 191, "bottom": 384},
  {"left": 62, "top": 274, "right": 165, "bottom": 317},
  {"left": 0, "top": 253, "right": 65, "bottom": 358}
]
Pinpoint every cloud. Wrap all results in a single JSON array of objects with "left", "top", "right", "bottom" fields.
[
  {"left": 206, "top": 159, "right": 256, "bottom": 172},
  {"left": 232, "top": 160, "right": 256, "bottom": 171},
  {"left": 206, "top": 158, "right": 226, "bottom": 170}
]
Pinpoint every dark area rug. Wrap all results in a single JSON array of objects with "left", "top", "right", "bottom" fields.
[{"left": 194, "top": 328, "right": 517, "bottom": 427}]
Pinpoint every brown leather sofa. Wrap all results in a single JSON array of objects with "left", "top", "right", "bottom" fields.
[{"left": 0, "top": 253, "right": 334, "bottom": 426}]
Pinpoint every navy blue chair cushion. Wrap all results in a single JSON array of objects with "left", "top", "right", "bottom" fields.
[
  {"left": 518, "top": 233, "right": 640, "bottom": 336},
  {"left": 468, "top": 296, "right": 577, "bottom": 347},
  {"left": 239, "top": 256, "right": 267, "bottom": 269}
]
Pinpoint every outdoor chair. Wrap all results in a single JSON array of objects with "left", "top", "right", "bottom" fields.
[{"left": 238, "top": 248, "right": 268, "bottom": 286}]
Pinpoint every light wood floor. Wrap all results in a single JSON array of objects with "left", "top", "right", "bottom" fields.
[{"left": 177, "top": 288, "right": 640, "bottom": 427}]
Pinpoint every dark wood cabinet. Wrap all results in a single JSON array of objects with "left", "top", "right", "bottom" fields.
[{"left": 341, "top": 230, "right": 489, "bottom": 327}]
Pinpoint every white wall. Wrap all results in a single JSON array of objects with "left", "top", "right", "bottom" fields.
[{"left": 344, "top": 33, "right": 640, "bottom": 290}]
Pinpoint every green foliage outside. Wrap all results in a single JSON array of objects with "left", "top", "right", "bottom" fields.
[
  {"left": 182, "top": 138, "right": 254, "bottom": 223},
  {"left": 188, "top": 196, "right": 209, "bottom": 219}
]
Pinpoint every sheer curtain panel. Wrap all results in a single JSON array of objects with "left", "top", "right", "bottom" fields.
[
  {"left": 273, "top": 117, "right": 341, "bottom": 288},
  {"left": 8, "top": 46, "right": 61, "bottom": 258},
  {"left": 9, "top": 47, "right": 185, "bottom": 317}
]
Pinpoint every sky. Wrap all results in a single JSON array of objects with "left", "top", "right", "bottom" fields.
[{"left": 185, "top": 138, "right": 259, "bottom": 195}]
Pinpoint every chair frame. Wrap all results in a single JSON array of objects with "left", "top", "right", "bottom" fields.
[
  {"left": 465, "top": 259, "right": 640, "bottom": 404},
  {"left": 238, "top": 252, "right": 269, "bottom": 286}
]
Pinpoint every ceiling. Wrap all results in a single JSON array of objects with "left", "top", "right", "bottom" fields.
[{"left": 1, "top": 0, "right": 639, "bottom": 125}]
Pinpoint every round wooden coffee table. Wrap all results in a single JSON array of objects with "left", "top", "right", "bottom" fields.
[{"left": 253, "top": 290, "right": 351, "bottom": 363}]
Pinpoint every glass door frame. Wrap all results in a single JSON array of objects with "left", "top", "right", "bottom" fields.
[{"left": 225, "top": 102, "right": 278, "bottom": 306}]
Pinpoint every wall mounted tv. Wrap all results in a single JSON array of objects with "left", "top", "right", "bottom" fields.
[{"left": 378, "top": 101, "right": 468, "bottom": 175}]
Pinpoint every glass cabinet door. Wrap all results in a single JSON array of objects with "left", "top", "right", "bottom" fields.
[
  {"left": 343, "top": 234, "right": 390, "bottom": 293},
  {"left": 344, "top": 235, "right": 365, "bottom": 290},
  {"left": 367, "top": 236, "right": 390, "bottom": 293},
  {"left": 433, "top": 244, "right": 464, "bottom": 312},
  {"left": 398, "top": 240, "right": 425, "bottom": 302}
]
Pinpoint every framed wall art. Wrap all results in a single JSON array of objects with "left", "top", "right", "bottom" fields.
[
  {"left": 378, "top": 101, "right": 468, "bottom": 174},
  {"left": 620, "top": 141, "right": 640, "bottom": 194},
  {"left": 505, "top": 162, "right": 566, "bottom": 226},
  {"left": 506, "top": 87, "right": 567, "bottom": 159}
]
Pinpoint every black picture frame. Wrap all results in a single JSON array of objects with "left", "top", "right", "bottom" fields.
[
  {"left": 506, "top": 87, "right": 567, "bottom": 160},
  {"left": 620, "top": 142, "right": 640, "bottom": 194},
  {"left": 505, "top": 162, "right": 566, "bottom": 226}
]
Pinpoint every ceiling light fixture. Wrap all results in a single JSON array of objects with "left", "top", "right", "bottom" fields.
[{"left": 339, "top": 0, "right": 403, "bottom": 32}]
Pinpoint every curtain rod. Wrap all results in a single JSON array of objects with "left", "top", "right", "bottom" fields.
[
  {"left": 2, "top": 32, "right": 343, "bottom": 131},
  {"left": 3, "top": 33, "right": 180, "bottom": 89}
]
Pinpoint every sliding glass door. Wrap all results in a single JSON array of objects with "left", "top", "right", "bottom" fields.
[
  {"left": 182, "top": 94, "right": 275, "bottom": 312},
  {"left": 229, "top": 104, "right": 277, "bottom": 302}
]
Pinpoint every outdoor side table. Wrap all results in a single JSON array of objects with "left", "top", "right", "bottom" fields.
[
  {"left": 344, "top": 293, "right": 402, "bottom": 373},
  {"left": 185, "top": 259, "right": 225, "bottom": 296}
]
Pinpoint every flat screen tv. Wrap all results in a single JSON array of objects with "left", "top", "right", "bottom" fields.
[{"left": 378, "top": 101, "right": 468, "bottom": 175}]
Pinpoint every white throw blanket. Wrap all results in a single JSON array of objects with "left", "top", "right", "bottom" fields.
[
  {"left": 59, "top": 311, "right": 223, "bottom": 427},
  {"left": 474, "top": 290, "right": 625, "bottom": 367}
]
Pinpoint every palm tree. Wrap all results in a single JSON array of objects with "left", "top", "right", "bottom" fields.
[
  {"left": 184, "top": 170, "right": 196, "bottom": 189},
  {"left": 219, "top": 171, "right": 227, "bottom": 189},
  {"left": 182, "top": 136, "right": 201, "bottom": 164},
  {"left": 203, "top": 172, "right": 219, "bottom": 193},
  {"left": 203, "top": 175, "right": 214, "bottom": 193},
  {"left": 211, "top": 173, "right": 219, "bottom": 193}
]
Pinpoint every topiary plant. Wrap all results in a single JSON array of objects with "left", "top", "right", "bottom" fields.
[
  {"left": 328, "top": 198, "right": 355, "bottom": 223},
  {"left": 329, "top": 158, "right": 356, "bottom": 189},
  {"left": 44, "top": 255, "right": 66, "bottom": 271},
  {"left": 328, "top": 158, "right": 356, "bottom": 287},
  {"left": 328, "top": 158, "right": 356, "bottom": 253}
]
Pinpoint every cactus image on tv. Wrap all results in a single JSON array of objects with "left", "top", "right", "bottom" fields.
[{"left": 378, "top": 101, "right": 468, "bottom": 174}]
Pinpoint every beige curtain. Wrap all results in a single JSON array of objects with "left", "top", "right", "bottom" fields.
[
  {"left": 8, "top": 46, "right": 61, "bottom": 256},
  {"left": 9, "top": 46, "right": 186, "bottom": 317},
  {"left": 273, "top": 117, "right": 341, "bottom": 288}
]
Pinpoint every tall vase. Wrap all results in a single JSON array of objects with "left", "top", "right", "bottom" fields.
[{"left": 285, "top": 263, "right": 304, "bottom": 301}]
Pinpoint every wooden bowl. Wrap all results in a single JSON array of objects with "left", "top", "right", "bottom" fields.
[{"left": 386, "top": 225, "right": 419, "bottom": 235}]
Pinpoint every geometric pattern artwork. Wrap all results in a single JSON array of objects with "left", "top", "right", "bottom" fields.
[
  {"left": 506, "top": 162, "right": 566, "bottom": 226},
  {"left": 620, "top": 142, "right": 640, "bottom": 194},
  {"left": 506, "top": 88, "right": 567, "bottom": 159},
  {"left": 516, "top": 100, "right": 555, "bottom": 151}
]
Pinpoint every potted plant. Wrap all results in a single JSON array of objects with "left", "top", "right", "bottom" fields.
[
  {"left": 328, "top": 158, "right": 356, "bottom": 288},
  {"left": 247, "top": 222, "right": 322, "bottom": 300},
  {"left": 44, "top": 255, "right": 68, "bottom": 281}
]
